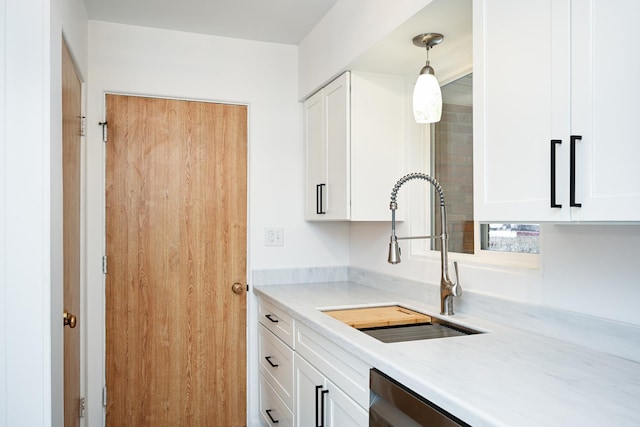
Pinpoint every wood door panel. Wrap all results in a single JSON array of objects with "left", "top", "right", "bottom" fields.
[
  {"left": 105, "top": 95, "right": 247, "bottom": 426},
  {"left": 62, "top": 38, "right": 82, "bottom": 427}
]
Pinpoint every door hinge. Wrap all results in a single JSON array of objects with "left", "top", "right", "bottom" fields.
[
  {"left": 102, "top": 255, "right": 108, "bottom": 274},
  {"left": 80, "top": 116, "right": 86, "bottom": 136},
  {"left": 99, "top": 121, "right": 108, "bottom": 142},
  {"left": 102, "top": 386, "right": 107, "bottom": 407},
  {"left": 79, "top": 397, "right": 86, "bottom": 418}
]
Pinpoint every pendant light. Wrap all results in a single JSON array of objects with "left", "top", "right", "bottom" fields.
[{"left": 412, "top": 33, "right": 444, "bottom": 123}]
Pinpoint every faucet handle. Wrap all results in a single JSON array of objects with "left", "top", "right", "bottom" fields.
[{"left": 451, "top": 261, "right": 462, "bottom": 296}]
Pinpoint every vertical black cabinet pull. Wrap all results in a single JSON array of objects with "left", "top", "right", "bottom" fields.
[
  {"left": 320, "top": 389, "right": 329, "bottom": 427},
  {"left": 316, "top": 183, "right": 326, "bottom": 215},
  {"left": 315, "top": 385, "right": 323, "bottom": 427},
  {"left": 265, "top": 314, "right": 278, "bottom": 323},
  {"left": 550, "top": 139, "right": 562, "bottom": 208},
  {"left": 570, "top": 135, "right": 582, "bottom": 207},
  {"left": 265, "top": 409, "right": 279, "bottom": 424},
  {"left": 265, "top": 356, "right": 279, "bottom": 368}
]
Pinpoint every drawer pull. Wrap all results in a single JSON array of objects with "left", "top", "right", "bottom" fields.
[
  {"left": 265, "top": 314, "right": 279, "bottom": 323},
  {"left": 265, "top": 409, "right": 279, "bottom": 424},
  {"left": 265, "top": 356, "right": 279, "bottom": 368}
]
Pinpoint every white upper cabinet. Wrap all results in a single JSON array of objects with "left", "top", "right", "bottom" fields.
[
  {"left": 304, "top": 71, "right": 405, "bottom": 221},
  {"left": 474, "top": 0, "right": 640, "bottom": 222},
  {"left": 304, "top": 72, "right": 350, "bottom": 220}
]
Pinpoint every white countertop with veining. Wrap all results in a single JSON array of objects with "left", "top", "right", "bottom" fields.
[{"left": 254, "top": 281, "right": 640, "bottom": 427}]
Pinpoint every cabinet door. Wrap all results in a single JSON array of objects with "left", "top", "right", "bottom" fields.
[
  {"left": 294, "top": 354, "right": 326, "bottom": 427},
  {"left": 304, "top": 90, "right": 327, "bottom": 220},
  {"left": 570, "top": 0, "right": 640, "bottom": 221},
  {"left": 304, "top": 73, "right": 350, "bottom": 220},
  {"left": 323, "top": 73, "right": 350, "bottom": 220},
  {"left": 474, "top": 0, "right": 571, "bottom": 222},
  {"left": 325, "top": 381, "right": 368, "bottom": 427},
  {"left": 294, "top": 354, "right": 368, "bottom": 427}
]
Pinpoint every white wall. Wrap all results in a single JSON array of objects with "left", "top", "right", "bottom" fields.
[
  {"left": 349, "top": 221, "right": 640, "bottom": 326},
  {"left": 85, "top": 20, "right": 349, "bottom": 427},
  {"left": 1, "top": 0, "right": 87, "bottom": 426},
  {"left": 0, "top": 1, "right": 52, "bottom": 425}
]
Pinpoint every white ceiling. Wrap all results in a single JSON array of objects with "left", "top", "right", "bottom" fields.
[{"left": 82, "top": 0, "right": 339, "bottom": 45}]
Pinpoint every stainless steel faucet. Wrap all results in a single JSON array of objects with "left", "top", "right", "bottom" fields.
[{"left": 387, "top": 172, "right": 462, "bottom": 315}]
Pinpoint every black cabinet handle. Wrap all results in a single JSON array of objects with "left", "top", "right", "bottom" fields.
[
  {"left": 265, "top": 356, "right": 279, "bottom": 368},
  {"left": 265, "top": 314, "right": 278, "bottom": 323},
  {"left": 551, "top": 139, "right": 562, "bottom": 208},
  {"left": 570, "top": 135, "right": 582, "bottom": 207},
  {"left": 265, "top": 409, "right": 279, "bottom": 424},
  {"left": 316, "top": 183, "right": 326, "bottom": 215},
  {"left": 320, "top": 389, "right": 329, "bottom": 427},
  {"left": 315, "top": 385, "right": 323, "bottom": 427}
]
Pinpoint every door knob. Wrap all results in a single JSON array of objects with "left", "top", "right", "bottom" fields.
[
  {"left": 231, "top": 282, "right": 245, "bottom": 295},
  {"left": 63, "top": 310, "right": 77, "bottom": 328}
]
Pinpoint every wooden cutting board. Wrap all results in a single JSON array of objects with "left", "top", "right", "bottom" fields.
[{"left": 323, "top": 305, "right": 431, "bottom": 329}]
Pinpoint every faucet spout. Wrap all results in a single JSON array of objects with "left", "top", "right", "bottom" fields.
[{"left": 388, "top": 172, "right": 462, "bottom": 315}]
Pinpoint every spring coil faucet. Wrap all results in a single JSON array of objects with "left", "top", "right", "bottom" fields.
[{"left": 388, "top": 172, "right": 462, "bottom": 315}]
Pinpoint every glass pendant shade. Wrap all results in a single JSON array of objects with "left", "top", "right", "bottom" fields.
[{"left": 413, "top": 72, "right": 442, "bottom": 123}]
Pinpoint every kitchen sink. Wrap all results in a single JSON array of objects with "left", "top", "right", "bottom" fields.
[
  {"left": 322, "top": 304, "right": 483, "bottom": 343},
  {"left": 358, "top": 319, "right": 482, "bottom": 343}
]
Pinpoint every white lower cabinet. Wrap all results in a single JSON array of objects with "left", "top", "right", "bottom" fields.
[
  {"left": 258, "top": 298, "right": 296, "bottom": 426},
  {"left": 294, "top": 354, "right": 368, "bottom": 427},
  {"left": 257, "top": 297, "right": 370, "bottom": 427}
]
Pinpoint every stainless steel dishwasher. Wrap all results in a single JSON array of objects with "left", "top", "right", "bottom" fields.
[{"left": 370, "top": 369, "right": 470, "bottom": 427}]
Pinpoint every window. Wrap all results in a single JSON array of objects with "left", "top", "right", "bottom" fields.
[
  {"left": 481, "top": 224, "right": 540, "bottom": 254},
  {"left": 431, "top": 74, "right": 474, "bottom": 254}
]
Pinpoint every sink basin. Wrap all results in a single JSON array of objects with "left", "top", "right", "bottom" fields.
[
  {"left": 359, "top": 319, "right": 482, "bottom": 343},
  {"left": 322, "top": 304, "right": 483, "bottom": 343}
]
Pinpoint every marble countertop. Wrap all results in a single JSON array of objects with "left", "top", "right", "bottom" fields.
[{"left": 254, "top": 281, "right": 640, "bottom": 427}]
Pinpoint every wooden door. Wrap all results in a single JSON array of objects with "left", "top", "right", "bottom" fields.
[
  {"left": 105, "top": 95, "right": 247, "bottom": 426},
  {"left": 62, "top": 37, "right": 82, "bottom": 427}
]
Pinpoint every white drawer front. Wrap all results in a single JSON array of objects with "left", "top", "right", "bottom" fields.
[
  {"left": 258, "top": 297, "right": 294, "bottom": 348},
  {"left": 259, "top": 323, "right": 294, "bottom": 407},
  {"left": 259, "top": 372, "right": 294, "bottom": 427}
]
